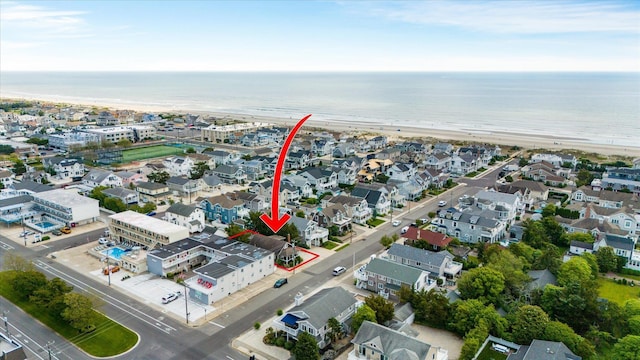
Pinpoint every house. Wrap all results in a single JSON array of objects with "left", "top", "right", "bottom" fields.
[
  {"left": 0, "top": 169, "right": 16, "bottom": 188},
  {"left": 433, "top": 142, "right": 453, "bottom": 154},
  {"left": 288, "top": 216, "right": 329, "bottom": 247},
  {"left": 388, "top": 177, "right": 424, "bottom": 201},
  {"left": 568, "top": 240, "right": 594, "bottom": 256},
  {"left": 273, "top": 287, "right": 358, "bottom": 349},
  {"left": 385, "top": 163, "right": 416, "bottom": 182},
  {"left": 425, "top": 153, "right": 451, "bottom": 171},
  {"left": 601, "top": 167, "right": 640, "bottom": 195},
  {"left": 376, "top": 147, "right": 402, "bottom": 161},
  {"left": 332, "top": 167, "right": 358, "bottom": 186},
  {"left": 136, "top": 181, "right": 170, "bottom": 204},
  {"left": 286, "top": 150, "right": 311, "bottom": 170},
  {"left": 201, "top": 173, "right": 223, "bottom": 192},
  {"left": 312, "top": 203, "right": 352, "bottom": 235},
  {"left": 420, "top": 168, "right": 448, "bottom": 189},
  {"left": 163, "top": 156, "right": 195, "bottom": 177},
  {"left": 449, "top": 153, "right": 479, "bottom": 176},
  {"left": 115, "top": 171, "right": 147, "bottom": 188},
  {"left": 204, "top": 150, "right": 234, "bottom": 166},
  {"left": 167, "top": 176, "right": 201, "bottom": 198},
  {"left": 521, "top": 162, "right": 567, "bottom": 186},
  {"left": 333, "top": 143, "right": 356, "bottom": 158},
  {"left": 165, "top": 203, "right": 205, "bottom": 233},
  {"left": 298, "top": 167, "right": 338, "bottom": 193},
  {"left": 354, "top": 257, "right": 436, "bottom": 301},
  {"left": 349, "top": 321, "right": 448, "bottom": 360},
  {"left": 42, "top": 157, "right": 85, "bottom": 181},
  {"left": 323, "top": 195, "right": 372, "bottom": 224},
  {"left": 209, "top": 164, "right": 246, "bottom": 184},
  {"left": 199, "top": 194, "right": 244, "bottom": 224},
  {"left": 368, "top": 136, "right": 387, "bottom": 150},
  {"left": 102, "top": 187, "right": 139, "bottom": 205},
  {"left": 238, "top": 159, "right": 267, "bottom": 181},
  {"left": 350, "top": 187, "right": 391, "bottom": 216},
  {"left": 83, "top": 169, "right": 123, "bottom": 188},
  {"left": 387, "top": 244, "right": 462, "bottom": 280},
  {"left": 526, "top": 269, "right": 557, "bottom": 292},
  {"left": 312, "top": 139, "right": 334, "bottom": 156},
  {"left": 186, "top": 153, "right": 216, "bottom": 169},
  {"left": 402, "top": 228, "right": 453, "bottom": 251},
  {"left": 432, "top": 209, "right": 507, "bottom": 244},
  {"left": 227, "top": 191, "right": 267, "bottom": 212},
  {"left": 507, "top": 339, "right": 581, "bottom": 360},
  {"left": 531, "top": 153, "right": 577, "bottom": 168}
]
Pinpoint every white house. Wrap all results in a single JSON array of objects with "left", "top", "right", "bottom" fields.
[
  {"left": 164, "top": 202, "right": 205, "bottom": 233},
  {"left": 163, "top": 156, "right": 196, "bottom": 177},
  {"left": 83, "top": 169, "right": 123, "bottom": 188}
]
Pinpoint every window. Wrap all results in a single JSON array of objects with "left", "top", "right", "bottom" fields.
[{"left": 378, "top": 283, "right": 384, "bottom": 290}]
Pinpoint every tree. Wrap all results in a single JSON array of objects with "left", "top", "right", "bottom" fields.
[
  {"left": 148, "top": 171, "right": 170, "bottom": 184},
  {"left": 104, "top": 197, "right": 127, "bottom": 213},
  {"left": 542, "top": 203, "right": 556, "bottom": 218},
  {"left": 580, "top": 252, "right": 600, "bottom": 279},
  {"left": 352, "top": 305, "right": 377, "bottom": 334},
  {"left": 596, "top": 246, "right": 618, "bottom": 273},
  {"left": 2, "top": 252, "right": 35, "bottom": 272},
  {"left": 613, "top": 335, "right": 640, "bottom": 360},
  {"left": 12, "top": 160, "right": 26, "bottom": 175},
  {"left": 543, "top": 321, "right": 595, "bottom": 358},
  {"left": 31, "top": 277, "right": 73, "bottom": 314},
  {"left": 295, "top": 210, "right": 305, "bottom": 218},
  {"left": 541, "top": 282, "right": 599, "bottom": 334},
  {"left": 522, "top": 219, "right": 550, "bottom": 249},
  {"left": 411, "top": 289, "right": 450, "bottom": 328},
  {"left": 116, "top": 139, "right": 132, "bottom": 148},
  {"left": 541, "top": 217, "right": 566, "bottom": 246},
  {"left": 563, "top": 232, "right": 594, "bottom": 244},
  {"left": 447, "top": 299, "right": 487, "bottom": 336},
  {"left": 576, "top": 169, "right": 595, "bottom": 187},
  {"left": 61, "top": 293, "right": 96, "bottom": 332},
  {"left": 511, "top": 305, "right": 550, "bottom": 345},
  {"left": 457, "top": 267, "right": 505, "bottom": 305},
  {"left": 226, "top": 223, "right": 250, "bottom": 242},
  {"left": 380, "top": 235, "right": 394, "bottom": 248},
  {"left": 189, "top": 161, "right": 210, "bottom": 180},
  {"left": 557, "top": 257, "right": 594, "bottom": 287},
  {"left": 292, "top": 331, "right": 319, "bottom": 360},
  {"left": 327, "top": 317, "right": 342, "bottom": 342},
  {"left": 185, "top": 147, "right": 196, "bottom": 154},
  {"left": 485, "top": 248, "right": 530, "bottom": 299},
  {"left": 365, "top": 294, "right": 395, "bottom": 325},
  {"left": 0, "top": 144, "right": 15, "bottom": 154},
  {"left": 11, "top": 270, "right": 48, "bottom": 300},
  {"left": 519, "top": 157, "right": 529, "bottom": 167}
]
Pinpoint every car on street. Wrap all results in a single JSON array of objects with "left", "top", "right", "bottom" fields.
[
  {"left": 392, "top": 220, "right": 401, "bottom": 227},
  {"left": 332, "top": 266, "right": 347, "bottom": 276},
  {"left": 401, "top": 226, "right": 410, "bottom": 234},
  {"left": 438, "top": 200, "right": 447, "bottom": 207},
  {"left": 60, "top": 227, "right": 72, "bottom": 234},
  {"left": 274, "top": 278, "right": 288, "bottom": 288},
  {"left": 162, "top": 291, "right": 182, "bottom": 304}
]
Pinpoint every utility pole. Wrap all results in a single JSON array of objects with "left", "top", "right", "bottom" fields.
[
  {"left": 2, "top": 310, "right": 9, "bottom": 336},
  {"left": 184, "top": 282, "right": 190, "bottom": 324},
  {"left": 47, "top": 341, "right": 55, "bottom": 360},
  {"left": 107, "top": 252, "right": 111, "bottom": 286}
]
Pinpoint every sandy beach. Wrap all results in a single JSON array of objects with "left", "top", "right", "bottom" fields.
[{"left": 3, "top": 94, "right": 639, "bottom": 158}]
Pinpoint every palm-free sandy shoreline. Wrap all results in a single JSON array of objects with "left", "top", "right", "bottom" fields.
[{"left": 2, "top": 95, "right": 639, "bottom": 158}]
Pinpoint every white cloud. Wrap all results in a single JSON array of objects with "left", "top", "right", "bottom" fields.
[
  {"left": 359, "top": 1, "right": 640, "bottom": 34},
  {"left": 0, "top": 2, "right": 88, "bottom": 35}
]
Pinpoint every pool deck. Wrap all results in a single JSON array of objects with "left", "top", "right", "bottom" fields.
[{"left": 1, "top": 218, "right": 108, "bottom": 249}]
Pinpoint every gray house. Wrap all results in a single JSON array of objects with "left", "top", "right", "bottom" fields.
[
  {"left": 354, "top": 257, "right": 436, "bottom": 301},
  {"left": 102, "top": 187, "right": 139, "bottom": 205},
  {"left": 387, "top": 244, "right": 462, "bottom": 280},
  {"left": 272, "top": 287, "right": 358, "bottom": 349}
]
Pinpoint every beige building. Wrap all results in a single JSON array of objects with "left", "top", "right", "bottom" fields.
[
  {"left": 201, "top": 122, "right": 271, "bottom": 143},
  {"left": 109, "top": 210, "right": 189, "bottom": 249}
]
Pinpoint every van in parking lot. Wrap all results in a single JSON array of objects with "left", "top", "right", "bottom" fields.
[{"left": 162, "top": 291, "right": 182, "bottom": 304}]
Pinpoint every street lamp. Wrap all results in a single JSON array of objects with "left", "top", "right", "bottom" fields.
[{"left": 183, "top": 282, "right": 189, "bottom": 324}]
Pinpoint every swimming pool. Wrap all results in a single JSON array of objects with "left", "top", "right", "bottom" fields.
[
  {"left": 34, "top": 221, "right": 56, "bottom": 229},
  {"left": 101, "top": 247, "right": 128, "bottom": 261}
]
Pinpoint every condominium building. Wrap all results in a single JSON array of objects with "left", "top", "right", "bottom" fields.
[
  {"left": 201, "top": 122, "right": 271, "bottom": 143},
  {"left": 109, "top": 210, "right": 189, "bottom": 249},
  {"left": 83, "top": 125, "right": 156, "bottom": 143},
  {"left": 29, "top": 189, "right": 100, "bottom": 232}
]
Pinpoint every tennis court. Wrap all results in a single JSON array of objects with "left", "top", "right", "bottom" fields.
[{"left": 121, "top": 145, "right": 184, "bottom": 162}]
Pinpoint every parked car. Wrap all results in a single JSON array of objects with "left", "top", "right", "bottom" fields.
[
  {"left": 332, "top": 266, "right": 346, "bottom": 276},
  {"left": 20, "top": 230, "right": 34, "bottom": 237},
  {"left": 438, "top": 200, "right": 447, "bottom": 207},
  {"left": 419, "top": 218, "right": 429, "bottom": 224},
  {"left": 274, "top": 278, "right": 288, "bottom": 288},
  {"left": 146, "top": 211, "right": 157, "bottom": 217},
  {"left": 401, "top": 226, "right": 409, "bottom": 235},
  {"left": 98, "top": 238, "right": 109, "bottom": 245},
  {"left": 102, "top": 265, "right": 120, "bottom": 275},
  {"left": 392, "top": 220, "right": 401, "bottom": 227},
  {"left": 162, "top": 291, "right": 182, "bottom": 304},
  {"left": 60, "top": 227, "right": 72, "bottom": 234},
  {"left": 52, "top": 230, "right": 62, "bottom": 236}
]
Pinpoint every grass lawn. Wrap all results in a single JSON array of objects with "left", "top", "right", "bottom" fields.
[
  {"left": 0, "top": 271, "right": 138, "bottom": 357},
  {"left": 335, "top": 244, "right": 350, "bottom": 251},
  {"left": 322, "top": 241, "right": 339, "bottom": 250},
  {"left": 475, "top": 345, "right": 508, "bottom": 360},
  {"left": 121, "top": 145, "right": 183, "bottom": 162},
  {"left": 597, "top": 277, "right": 640, "bottom": 305},
  {"left": 367, "top": 219, "right": 385, "bottom": 227}
]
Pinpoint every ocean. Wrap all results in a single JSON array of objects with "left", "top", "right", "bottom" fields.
[{"left": 1, "top": 72, "right": 638, "bottom": 147}]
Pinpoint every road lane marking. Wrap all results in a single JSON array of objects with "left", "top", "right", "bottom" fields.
[
  {"left": 0, "top": 241, "right": 14, "bottom": 250},
  {"left": 35, "top": 260, "right": 177, "bottom": 334},
  {"left": 209, "top": 321, "right": 225, "bottom": 328}
]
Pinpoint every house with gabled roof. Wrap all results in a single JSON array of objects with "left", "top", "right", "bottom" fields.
[
  {"left": 367, "top": 136, "right": 387, "bottom": 150},
  {"left": 299, "top": 167, "right": 338, "bottom": 193},
  {"left": 203, "top": 150, "right": 235, "bottom": 166},
  {"left": 0, "top": 169, "right": 16, "bottom": 188},
  {"left": 433, "top": 142, "right": 453, "bottom": 154},
  {"left": 198, "top": 194, "right": 244, "bottom": 224},
  {"left": 163, "top": 156, "right": 195, "bottom": 177},
  {"left": 507, "top": 339, "right": 581, "bottom": 360},
  {"left": 432, "top": 208, "right": 507, "bottom": 244},
  {"left": 385, "top": 163, "right": 416, "bottom": 182},
  {"left": 209, "top": 164, "right": 246, "bottom": 184},
  {"left": 323, "top": 195, "right": 372, "bottom": 224},
  {"left": 424, "top": 152, "right": 451, "bottom": 171},
  {"left": 102, "top": 187, "right": 139, "bottom": 205},
  {"left": 351, "top": 187, "right": 391, "bottom": 216},
  {"left": 115, "top": 170, "right": 147, "bottom": 188},
  {"left": 312, "top": 203, "right": 352, "bottom": 235},
  {"left": 83, "top": 169, "right": 122, "bottom": 189},
  {"left": 333, "top": 142, "right": 356, "bottom": 158},
  {"left": 312, "top": 138, "right": 334, "bottom": 156},
  {"left": 227, "top": 191, "right": 267, "bottom": 212},
  {"left": 285, "top": 150, "right": 311, "bottom": 170},
  {"left": 43, "top": 157, "right": 85, "bottom": 180},
  {"left": 288, "top": 216, "right": 329, "bottom": 247},
  {"left": 354, "top": 257, "right": 436, "bottom": 301},
  {"left": 349, "top": 321, "right": 448, "bottom": 360},
  {"left": 273, "top": 287, "right": 358, "bottom": 349},
  {"left": 167, "top": 176, "right": 201, "bottom": 198},
  {"left": 402, "top": 228, "right": 453, "bottom": 251},
  {"left": 387, "top": 243, "right": 462, "bottom": 280},
  {"left": 165, "top": 202, "right": 205, "bottom": 233},
  {"left": 332, "top": 166, "right": 358, "bottom": 185}
]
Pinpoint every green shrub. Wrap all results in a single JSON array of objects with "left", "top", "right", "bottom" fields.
[
  {"left": 254, "top": 322, "right": 261, "bottom": 330},
  {"left": 284, "top": 341, "right": 294, "bottom": 350},
  {"left": 276, "top": 337, "right": 285, "bottom": 347},
  {"left": 277, "top": 309, "right": 283, "bottom": 316}
]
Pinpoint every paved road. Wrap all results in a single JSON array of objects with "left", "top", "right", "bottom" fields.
[{"left": 0, "top": 169, "right": 494, "bottom": 359}]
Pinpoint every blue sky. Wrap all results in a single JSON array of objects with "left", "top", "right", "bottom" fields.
[{"left": 1, "top": 0, "right": 639, "bottom": 71}]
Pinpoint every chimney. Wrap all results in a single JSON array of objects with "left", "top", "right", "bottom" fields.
[{"left": 294, "top": 292, "right": 304, "bottom": 306}]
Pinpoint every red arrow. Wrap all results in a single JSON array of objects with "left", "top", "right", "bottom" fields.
[{"left": 260, "top": 114, "right": 312, "bottom": 233}]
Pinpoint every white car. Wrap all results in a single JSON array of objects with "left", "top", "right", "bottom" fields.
[
  {"left": 162, "top": 291, "right": 182, "bottom": 304},
  {"left": 332, "top": 266, "right": 347, "bottom": 276},
  {"left": 438, "top": 200, "right": 447, "bottom": 207},
  {"left": 98, "top": 238, "right": 109, "bottom": 245},
  {"left": 392, "top": 220, "right": 401, "bottom": 227},
  {"left": 401, "top": 226, "right": 410, "bottom": 234}
]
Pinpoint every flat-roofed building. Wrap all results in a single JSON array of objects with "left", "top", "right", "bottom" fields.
[
  {"left": 109, "top": 210, "right": 189, "bottom": 249},
  {"left": 201, "top": 122, "right": 271, "bottom": 143},
  {"left": 30, "top": 189, "right": 99, "bottom": 231},
  {"left": 83, "top": 125, "right": 156, "bottom": 143}
]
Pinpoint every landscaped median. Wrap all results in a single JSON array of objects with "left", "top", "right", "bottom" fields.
[{"left": 0, "top": 271, "right": 138, "bottom": 357}]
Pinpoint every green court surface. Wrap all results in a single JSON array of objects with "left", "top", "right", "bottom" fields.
[{"left": 121, "top": 145, "right": 183, "bottom": 162}]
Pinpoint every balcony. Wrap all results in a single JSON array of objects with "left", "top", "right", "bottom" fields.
[
  {"left": 354, "top": 266, "right": 368, "bottom": 282},
  {"left": 443, "top": 261, "right": 463, "bottom": 277}
]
